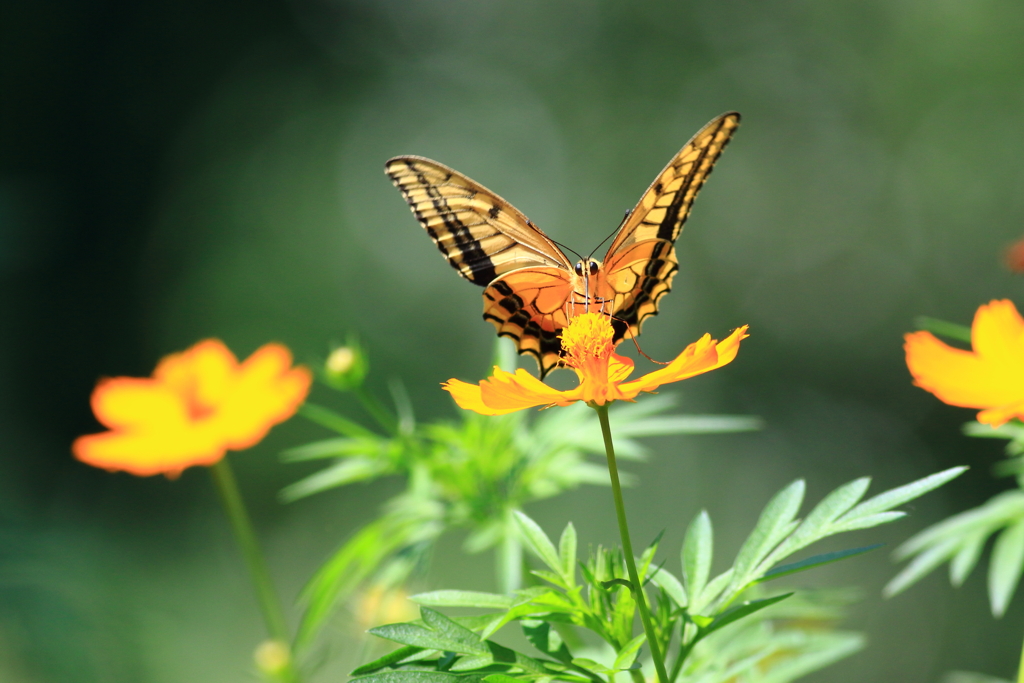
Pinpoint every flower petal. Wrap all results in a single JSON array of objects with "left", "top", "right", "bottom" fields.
[
  {"left": 73, "top": 339, "right": 310, "bottom": 477},
  {"left": 218, "top": 343, "right": 313, "bottom": 450},
  {"left": 617, "top": 326, "right": 748, "bottom": 398},
  {"left": 444, "top": 367, "right": 567, "bottom": 415},
  {"left": 72, "top": 421, "right": 225, "bottom": 477},
  {"left": 155, "top": 339, "right": 237, "bottom": 409},
  {"left": 608, "top": 353, "right": 635, "bottom": 383},
  {"left": 906, "top": 322, "right": 1024, "bottom": 412},
  {"left": 89, "top": 377, "right": 190, "bottom": 429}
]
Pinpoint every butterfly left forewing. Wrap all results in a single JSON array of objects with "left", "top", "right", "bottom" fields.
[
  {"left": 387, "top": 156, "right": 580, "bottom": 375},
  {"left": 601, "top": 112, "right": 741, "bottom": 339},
  {"left": 386, "top": 156, "right": 571, "bottom": 284}
]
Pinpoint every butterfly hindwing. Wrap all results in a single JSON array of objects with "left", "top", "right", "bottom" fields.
[
  {"left": 483, "top": 268, "right": 574, "bottom": 377},
  {"left": 385, "top": 156, "right": 571, "bottom": 285}
]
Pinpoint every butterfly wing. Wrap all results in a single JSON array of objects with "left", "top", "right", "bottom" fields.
[
  {"left": 483, "top": 268, "right": 576, "bottom": 378},
  {"left": 601, "top": 112, "right": 741, "bottom": 339},
  {"left": 386, "top": 156, "right": 576, "bottom": 375},
  {"left": 386, "top": 156, "right": 572, "bottom": 283}
]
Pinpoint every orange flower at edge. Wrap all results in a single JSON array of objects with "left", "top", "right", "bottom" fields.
[
  {"left": 445, "top": 313, "right": 749, "bottom": 415},
  {"left": 905, "top": 299, "right": 1024, "bottom": 427},
  {"left": 73, "top": 339, "right": 312, "bottom": 477}
]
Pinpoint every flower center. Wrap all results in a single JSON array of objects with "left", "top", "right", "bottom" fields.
[{"left": 560, "top": 312, "right": 615, "bottom": 369}]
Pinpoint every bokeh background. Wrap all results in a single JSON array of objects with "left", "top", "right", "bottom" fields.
[{"left": 4, "top": 0, "right": 1024, "bottom": 680}]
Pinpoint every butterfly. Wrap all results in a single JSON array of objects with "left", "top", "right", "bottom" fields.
[{"left": 386, "top": 111, "right": 740, "bottom": 378}]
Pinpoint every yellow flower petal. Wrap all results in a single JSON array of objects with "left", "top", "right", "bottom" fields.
[
  {"left": 89, "top": 377, "right": 190, "bottom": 429},
  {"left": 73, "top": 339, "right": 311, "bottom": 477},
  {"left": 444, "top": 367, "right": 566, "bottom": 415},
  {"left": 906, "top": 300, "right": 1024, "bottom": 427},
  {"left": 444, "top": 318, "right": 748, "bottom": 414},
  {"left": 619, "top": 326, "right": 748, "bottom": 398}
]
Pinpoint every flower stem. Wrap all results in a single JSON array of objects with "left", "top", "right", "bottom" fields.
[
  {"left": 209, "top": 458, "right": 300, "bottom": 682},
  {"left": 355, "top": 385, "right": 398, "bottom": 434},
  {"left": 1018, "top": 626, "right": 1024, "bottom": 683},
  {"left": 594, "top": 404, "right": 669, "bottom": 683}
]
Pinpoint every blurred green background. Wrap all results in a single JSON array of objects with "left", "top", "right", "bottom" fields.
[{"left": 4, "top": 0, "right": 1024, "bottom": 680}]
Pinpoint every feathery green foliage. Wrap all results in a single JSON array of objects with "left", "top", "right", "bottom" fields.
[
  {"left": 284, "top": 341, "right": 761, "bottom": 654},
  {"left": 353, "top": 467, "right": 963, "bottom": 682},
  {"left": 888, "top": 420, "right": 1024, "bottom": 618}
]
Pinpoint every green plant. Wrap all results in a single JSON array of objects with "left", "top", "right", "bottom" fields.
[{"left": 352, "top": 467, "right": 964, "bottom": 683}]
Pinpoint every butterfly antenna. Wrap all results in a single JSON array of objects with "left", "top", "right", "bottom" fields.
[
  {"left": 551, "top": 239, "right": 584, "bottom": 262},
  {"left": 588, "top": 209, "right": 632, "bottom": 260}
]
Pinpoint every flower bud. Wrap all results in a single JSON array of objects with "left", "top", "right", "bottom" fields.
[
  {"left": 324, "top": 339, "right": 368, "bottom": 391},
  {"left": 254, "top": 639, "right": 291, "bottom": 680}
]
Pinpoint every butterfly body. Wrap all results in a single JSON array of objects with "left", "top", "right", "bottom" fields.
[{"left": 386, "top": 112, "right": 740, "bottom": 377}]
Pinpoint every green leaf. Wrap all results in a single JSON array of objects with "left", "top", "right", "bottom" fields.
[
  {"left": 450, "top": 654, "right": 494, "bottom": 672},
  {"left": 941, "top": 673, "right": 1013, "bottom": 683},
  {"left": 649, "top": 564, "right": 686, "bottom": 608},
  {"left": 480, "top": 597, "right": 569, "bottom": 640},
  {"left": 682, "top": 510, "right": 713, "bottom": 604},
  {"left": 559, "top": 523, "right": 577, "bottom": 586},
  {"left": 368, "top": 608, "right": 489, "bottom": 656},
  {"left": 422, "top": 608, "right": 489, "bottom": 650},
  {"left": 771, "top": 478, "right": 871, "bottom": 558},
  {"left": 896, "top": 490, "right": 1024, "bottom": 559},
  {"left": 353, "top": 673, "right": 490, "bottom": 683},
  {"left": 839, "top": 467, "right": 967, "bottom": 522},
  {"left": 914, "top": 316, "right": 972, "bottom": 343},
  {"left": 369, "top": 622, "right": 486, "bottom": 656},
  {"left": 299, "top": 402, "right": 376, "bottom": 438},
  {"left": 481, "top": 676, "right": 524, "bottom": 683},
  {"left": 756, "top": 544, "right": 883, "bottom": 583},
  {"left": 612, "top": 415, "right": 763, "bottom": 437},
  {"left": 702, "top": 592, "right": 794, "bottom": 637},
  {"left": 962, "top": 421, "right": 1024, "bottom": 440},
  {"left": 989, "top": 518, "right": 1024, "bottom": 617},
  {"left": 829, "top": 511, "right": 905, "bottom": 533},
  {"left": 612, "top": 633, "right": 646, "bottom": 671},
  {"left": 522, "top": 620, "right": 572, "bottom": 663},
  {"left": 730, "top": 480, "right": 805, "bottom": 588},
  {"left": 885, "top": 538, "right": 961, "bottom": 597},
  {"left": 514, "top": 511, "right": 563, "bottom": 576},
  {"left": 531, "top": 570, "right": 567, "bottom": 588},
  {"left": 281, "top": 436, "right": 383, "bottom": 461},
  {"left": 351, "top": 645, "right": 423, "bottom": 675},
  {"left": 950, "top": 531, "right": 988, "bottom": 587},
  {"left": 279, "top": 458, "right": 384, "bottom": 502},
  {"left": 411, "top": 591, "right": 515, "bottom": 610},
  {"left": 754, "top": 631, "right": 865, "bottom": 683},
  {"left": 297, "top": 515, "right": 425, "bottom": 651},
  {"left": 691, "top": 568, "right": 734, "bottom": 615},
  {"left": 571, "top": 658, "right": 614, "bottom": 675}
]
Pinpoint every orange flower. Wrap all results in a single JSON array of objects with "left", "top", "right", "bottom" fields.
[
  {"left": 905, "top": 300, "right": 1024, "bottom": 427},
  {"left": 73, "top": 339, "right": 312, "bottom": 477},
  {"left": 444, "top": 313, "right": 748, "bottom": 415}
]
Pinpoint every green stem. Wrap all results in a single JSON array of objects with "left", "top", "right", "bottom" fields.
[
  {"left": 355, "top": 385, "right": 398, "bottom": 434},
  {"left": 1018, "top": 626, "right": 1024, "bottom": 683},
  {"left": 209, "top": 458, "right": 300, "bottom": 682},
  {"left": 594, "top": 404, "right": 669, "bottom": 683}
]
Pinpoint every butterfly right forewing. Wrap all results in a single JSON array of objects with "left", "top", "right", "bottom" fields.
[{"left": 601, "top": 112, "right": 741, "bottom": 340}]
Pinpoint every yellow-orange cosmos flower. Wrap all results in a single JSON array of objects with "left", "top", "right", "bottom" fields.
[
  {"left": 444, "top": 313, "right": 748, "bottom": 415},
  {"left": 73, "top": 339, "right": 312, "bottom": 477},
  {"left": 906, "top": 299, "right": 1024, "bottom": 427}
]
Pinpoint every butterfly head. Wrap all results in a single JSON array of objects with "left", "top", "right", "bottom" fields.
[{"left": 573, "top": 259, "right": 601, "bottom": 277}]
